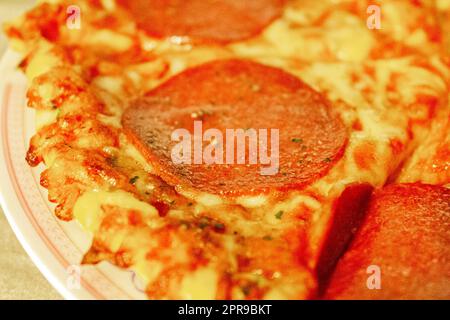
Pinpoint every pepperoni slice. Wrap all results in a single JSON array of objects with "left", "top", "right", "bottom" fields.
[
  {"left": 117, "top": 0, "right": 286, "bottom": 44},
  {"left": 122, "top": 59, "right": 347, "bottom": 197},
  {"left": 316, "top": 183, "right": 373, "bottom": 291},
  {"left": 325, "top": 183, "right": 450, "bottom": 299}
]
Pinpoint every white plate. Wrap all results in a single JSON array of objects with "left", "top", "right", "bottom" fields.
[{"left": 0, "top": 49, "right": 147, "bottom": 300}]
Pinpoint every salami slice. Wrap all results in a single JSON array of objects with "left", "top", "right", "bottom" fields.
[
  {"left": 325, "top": 183, "right": 450, "bottom": 299},
  {"left": 117, "top": 0, "right": 286, "bottom": 44},
  {"left": 123, "top": 59, "right": 347, "bottom": 196}
]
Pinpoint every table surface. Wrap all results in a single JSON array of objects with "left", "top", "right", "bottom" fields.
[{"left": 0, "top": 0, "right": 62, "bottom": 300}]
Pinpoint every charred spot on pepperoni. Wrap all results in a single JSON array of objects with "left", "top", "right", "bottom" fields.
[
  {"left": 117, "top": 0, "right": 286, "bottom": 44},
  {"left": 123, "top": 59, "right": 348, "bottom": 197}
]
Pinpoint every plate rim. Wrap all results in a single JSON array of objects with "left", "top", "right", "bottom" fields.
[{"left": 0, "top": 48, "right": 92, "bottom": 300}]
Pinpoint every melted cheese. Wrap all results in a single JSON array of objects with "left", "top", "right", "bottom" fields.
[
  {"left": 231, "top": 6, "right": 374, "bottom": 62},
  {"left": 178, "top": 267, "right": 218, "bottom": 300},
  {"left": 236, "top": 195, "right": 267, "bottom": 208},
  {"left": 120, "top": 134, "right": 154, "bottom": 173},
  {"left": 85, "top": 30, "right": 133, "bottom": 52},
  {"left": 133, "top": 260, "right": 163, "bottom": 287},
  {"left": 73, "top": 190, "right": 158, "bottom": 233},
  {"left": 25, "top": 41, "right": 63, "bottom": 80},
  {"left": 35, "top": 109, "right": 58, "bottom": 130},
  {"left": 437, "top": 0, "right": 450, "bottom": 9}
]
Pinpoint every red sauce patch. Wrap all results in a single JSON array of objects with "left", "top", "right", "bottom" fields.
[
  {"left": 389, "top": 138, "right": 404, "bottom": 155},
  {"left": 353, "top": 140, "right": 376, "bottom": 171},
  {"left": 151, "top": 201, "right": 170, "bottom": 217},
  {"left": 415, "top": 94, "right": 440, "bottom": 119},
  {"left": 128, "top": 210, "right": 142, "bottom": 226},
  {"left": 117, "top": 0, "right": 286, "bottom": 44},
  {"left": 40, "top": 18, "right": 60, "bottom": 42},
  {"left": 352, "top": 120, "right": 363, "bottom": 131},
  {"left": 123, "top": 59, "right": 348, "bottom": 197}
]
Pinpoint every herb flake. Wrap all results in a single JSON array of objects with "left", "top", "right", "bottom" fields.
[
  {"left": 275, "top": 210, "right": 284, "bottom": 220},
  {"left": 129, "top": 176, "right": 139, "bottom": 184}
]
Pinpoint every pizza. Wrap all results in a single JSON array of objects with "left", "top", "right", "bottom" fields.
[{"left": 4, "top": 0, "right": 450, "bottom": 299}]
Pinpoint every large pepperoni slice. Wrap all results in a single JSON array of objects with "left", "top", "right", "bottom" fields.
[
  {"left": 324, "top": 183, "right": 450, "bottom": 299},
  {"left": 117, "top": 0, "right": 286, "bottom": 44},
  {"left": 122, "top": 59, "right": 347, "bottom": 197}
]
